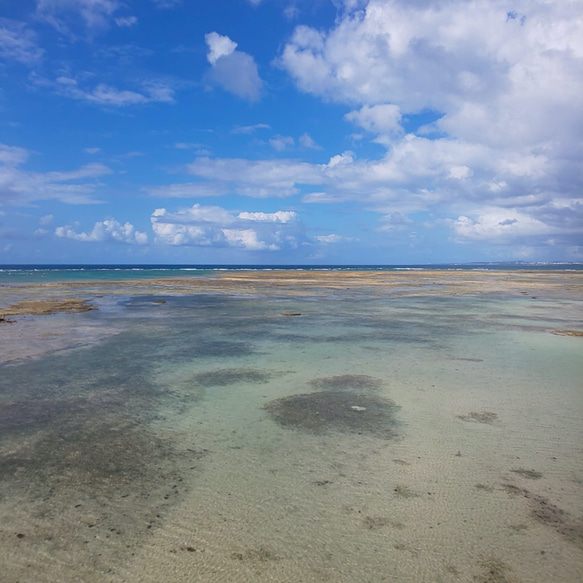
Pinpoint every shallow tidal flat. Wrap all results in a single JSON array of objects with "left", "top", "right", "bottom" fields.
[{"left": 0, "top": 270, "right": 582, "bottom": 582}]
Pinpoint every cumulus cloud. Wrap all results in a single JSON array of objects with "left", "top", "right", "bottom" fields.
[
  {"left": 205, "top": 32, "right": 238, "bottom": 66},
  {"left": 272, "top": 0, "right": 583, "bottom": 253},
  {"left": 204, "top": 32, "right": 263, "bottom": 101},
  {"left": 0, "top": 19, "right": 44, "bottom": 65},
  {"left": 0, "top": 142, "right": 112, "bottom": 205},
  {"left": 452, "top": 212, "right": 553, "bottom": 244},
  {"left": 55, "top": 218, "right": 148, "bottom": 244},
  {"left": 151, "top": 204, "right": 304, "bottom": 251},
  {"left": 345, "top": 104, "right": 402, "bottom": 137}
]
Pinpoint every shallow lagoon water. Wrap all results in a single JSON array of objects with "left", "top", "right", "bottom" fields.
[{"left": 0, "top": 270, "right": 582, "bottom": 582}]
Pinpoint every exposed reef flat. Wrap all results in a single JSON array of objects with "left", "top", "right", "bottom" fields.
[
  {"left": 2, "top": 269, "right": 582, "bottom": 300},
  {"left": 0, "top": 298, "right": 95, "bottom": 317}
]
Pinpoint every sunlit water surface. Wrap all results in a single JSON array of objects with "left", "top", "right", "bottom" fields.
[{"left": 1, "top": 280, "right": 582, "bottom": 582}]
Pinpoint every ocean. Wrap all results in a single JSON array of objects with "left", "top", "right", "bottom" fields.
[
  {"left": 1, "top": 262, "right": 582, "bottom": 284},
  {"left": 0, "top": 266, "right": 581, "bottom": 582}
]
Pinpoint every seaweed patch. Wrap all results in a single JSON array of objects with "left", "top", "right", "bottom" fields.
[
  {"left": 473, "top": 557, "right": 516, "bottom": 583},
  {"left": 458, "top": 411, "right": 498, "bottom": 424},
  {"left": 510, "top": 468, "right": 543, "bottom": 480},
  {"left": 263, "top": 390, "right": 399, "bottom": 439}
]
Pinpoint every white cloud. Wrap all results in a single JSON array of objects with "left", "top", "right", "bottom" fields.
[
  {"left": 115, "top": 16, "right": 137, "bottom": 27},
  {"left": 174, "top": 142, "right": 206, "bottom": 150},
  {"left": 269, "top": 135, "right": 294, "bottom": 152},
  {"left": 205, "top": 32, "right": 238, "bottom": 66},
  {"left": 299, "top": 132, "right": 320, "bottom": 149},
  {"left": 46, "top": 76, "right": 175, "bottom": 107},
  {"left": 84, "top": 147, "right": 101, "bottom": 154},
  {"left": 34, "top": 228, "right": 50, "bottom": 238},
  {"left": 273, "top": 0, "right": 583, "bottom": 252},
  {"left": 345, "top": 104, "right": 402, "bottom": 136},
  {"left": 315, "top": 234, "right": 355, "bottom": 244},
  {"left": 452, "top": 211, "right": 553, "bottom": 243},
  {"left": 39, "top": 214, "right": 54, "bottom": 226},
  {"left": 187, "top": 156, "right": 325, "bottom": 198},
  {"left": 151, "top": 204, "right": 304, "bottom": 250},
  {"left": 232, "top": 123, "right": 271, "bottom": 134},
  {"left": 237, "top": 211, "right": 297, "bottom": 223},
  {"left": 379, "top": 212, "right": 412, "bottom": 232},
  {"left": 178, "top": 124, "right": 583, "bottom": 251},
  {"left": 0, "top": 143, "right": 112, "bottom": 205},
  {"left": 46, "top": 163, "right": 113, "bottom": 182},
  {"left": 204, "top": 32, "right": 263, "bottom": 101},
  {"left": 146, "top": 182, "right": 229, "bottom": 198},
  {"left": 36, "top": 0, "right": 125, "bottom": 32},
  {"left": 55, "top": 218, "right": 148, "bottom": 244},
  {"left": 0, "top": 19, "right": 44, "bottom": 65},
  {"left": 0, "top": 144, "right": 29, "bottom": 166}
]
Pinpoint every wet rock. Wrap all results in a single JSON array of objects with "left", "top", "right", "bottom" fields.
[
  {"left": 552, "top": 329, "right": 583, "bottom": 337},
  {"left": 3, "top": 298, "right": 96, "bottom": 316}
]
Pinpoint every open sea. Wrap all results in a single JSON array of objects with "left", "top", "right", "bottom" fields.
[
  {"left": 1, "top": 262, "right": 582, "bottom": 284},
  {"left": 0, "top": 265, "right": 582, "bottom": 582}
]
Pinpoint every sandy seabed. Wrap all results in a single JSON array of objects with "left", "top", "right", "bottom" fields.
[{"left": 0, "top": 270, "right": 582, "bottom": 582}]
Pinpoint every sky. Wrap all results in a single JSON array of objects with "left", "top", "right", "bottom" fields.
[{"left": 0, "top": 0, "right": 582, "bottom": 265}]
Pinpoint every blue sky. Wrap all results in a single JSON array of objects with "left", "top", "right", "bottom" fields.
[{"left": 0, "top": 0, "right": 581, "bottom": 264}]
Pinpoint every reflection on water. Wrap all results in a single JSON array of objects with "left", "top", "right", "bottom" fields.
[{"left": 1, "top": 284, "right": 582, "bottom": 582}]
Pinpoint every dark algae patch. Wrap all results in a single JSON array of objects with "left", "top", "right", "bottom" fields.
[
  {"left": 502, "top": 484, "right": 583, "bottom": 550},
  {"left": 264, "top": 372, "right": 397, "bottom": 438},
  {"left": 0, "top": 324, "right": 207, "bottom": 580},
  {"left": 474, "top": 557, "right": 517, "bottom": 583},
  {"left": 458, "top": 411, "right": 498, "bottom": 424},
  {"left": 510, "top": 468, "right": 543, "bottom": 480},
  {"left": 528, "top": 494, "right": 583, "bottom": 550},
  {"left": 263, "top": 390, "right": 399, "bottom": 439}
]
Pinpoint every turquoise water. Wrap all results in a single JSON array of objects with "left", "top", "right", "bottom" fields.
[{"left": 0, "top": 270, "right": 582, "bottom": 582}]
